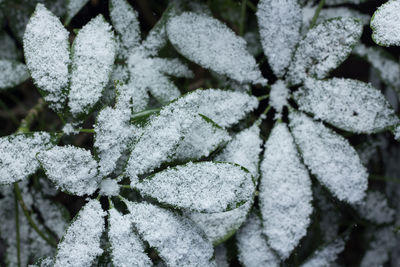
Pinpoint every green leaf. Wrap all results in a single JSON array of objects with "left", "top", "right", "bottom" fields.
[
  {"left": 286, "top": 17, "right": 363, "bottom": 85},
  {"left": 370, "top": 0, "right": 400, "bottom": 46},
  {"left": 294, "top": 78, "right": 399, "bottom": 133},
  {"left": 0, "top": 60, "right": 29, "bottom": 89},
  {"left": 134, "top": 161, "right": 255, "bottom": 213}
]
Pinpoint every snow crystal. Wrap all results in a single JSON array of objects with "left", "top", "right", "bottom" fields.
[
  {"left": 135, "top": 162, "right": 254, "bottom": 213},
  {"left": 95, "top": 107, "right": 133, "bottom": 176},
  {"left": 236, "top": 213, "right": 280, "bottom": 267},
  {"left": 356, "top": 191, "right": 395, "bottom": 224},
  {"left": 371, "top": 0, "right": 400, "bottom": 46},
  {"left": 287, "top": 18, "right": 362, "bottom": 85},
  {"left": 215, "top": 124, "right": 262, "bottom": 178},
  {"left": 109, "top": 0, "right": 140, "bottom": 55},
  {"left": 259, "top": 123, "right": 313, "bottom": 259},
  {"left": 62, "top": 123, "right": 79, "bottom": 135},
  {"left": 256, "top": 0, "right": 302, "bottom": 77},
  {"left": 37, "top": 145, "right": 100, "bottom": 196},
  {"left": 108, "top": 208, "right": 152, "bottom": 266},
  {"left": 0, "top": 32, "right": 19, "bottom": 60},
  {"left": 68, "top": 15, "right": 116, "bottom": 115},
  {"left": 269, "top": 80, "right": 289, "bottom": 119},
  {"left": 186, "top": 201, "right": 252, "bottom": 245},
  {"left": 301, "top": 238, "right": 345, "bottom": 267},
  {"left": 115, "top": 80, "right": 149, "bottom": 113},
  {"left": 289, "top": 112, "right": 368, "bottom": 204},
  {"left": 0, "top": 60, "right": 28, "bottom": 89},
  {"left": 354, "top": 44, "right": 400, "bottom": 89},
  {"left": 54, "top": 200, "right": 105, "bottom": 267},
  {"left": 65, "top": 0, "right": 90, "bottom": 25},
  {"left": 0, "top": 132, "right": 54, "bottom": 184},
  {"left": 126, "top": 202, "right": 215, "bottom": 266},
  {"left": 23, "top": 4, "right": 69, "bottom": 111},
  {"left": 167, "top": 12, "right": 267, "bottom": 85},
  {"left": 295, "top": 78, "right": 399, "bottom": 133},
  {"left": 99, "top": 178, "right": 120, "bottom": 196}
]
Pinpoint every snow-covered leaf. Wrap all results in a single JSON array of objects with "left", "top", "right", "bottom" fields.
[
  {"left": 109, "top": 0, "right": 141, "bottom": 54},
  {"left": 68, "top": 15, "right": 116, "bottom": 116},
  {"left": 301, "top": 238, "right": 345, "bottom": 267},
  {"left": 215, "top": 124, "right": 262, "bottom": 178},
  {"left": 0, "top": 32, "right": 19, "bottom": 60},
  {"left": 134, "top": 161, "right": 254, "bottom": 213},
  {"left": 37, "top": 145, "right": 100, "bottom": 196},
  {"left": 23, "top": 4, "right": 70, "bottom": 112},
  {"left": 289, "top": 112, "right": 368, "bottom": 204},
  {"left": 167, "top": 12, "right": 266, "bottom": 85},
  {"left": 0, "top": 60, "right": 29, "bottom": 89},
  {"left": 108, "top": 208, "right": 152, "bottom": 267},
  {"left": 294, "top": 78, "right": 399, "bottom": 133},
  {"left": 371, "top": 0, "right": 400, "bottom": 46},
  {"left": 0, "top": 132, "right": 56, "bottom": 184},
  {"left": 360, "top": 227, "right": 396, "bottom": 267},
  {"left": 269, "top": 80, "right": 289, "bottom": 119},
  {"left": 236, "top": 213, "right": 280, "bottom": 267},
  {"left": 186, "top": 201, "right": 252, "bottom": 245},
  {"left": 54, "top": 200, "right": 105, "bottom": 267},
  {"left": 287, "top": 18, "right": 362, "bottom": 85},
  {"left": 356, "top": 191, "right": 395, "bottom": 224},
  {"left": 259, "top": 123, "right": 313, "bottom": 259},
  {"left": 65, "top": 0, "right": 90, "bottom": 25},
  {"left": 256, "top": 0, "right": 302, "bottom": 77},
  {"left": 126, "top": 202, "right": 215, "bottom": 266},
  {"left": 353, "top": 44, "right": 400, "bottom": 90}
]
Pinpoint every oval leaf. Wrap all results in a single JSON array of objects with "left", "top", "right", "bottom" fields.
[
  {"left": 289, "top": 112, "right": 368, "bottom": 204},
  {"left": 0, "top": 60, "right": 29, "bottom": 89},
  {"left": 54, "top": 200, "right": 105, "bottom": 267},
  {"left": 294, "top": 78, "right": 399, "bottom": 133},
  {"left": 23, "top": 4, "right": 70, "bottom": 112},
  {"left": 256, "top": 0, "right": 302, "bottom": 77},
  {"left": 126, "top": 202, "right": 215, "bottom": 266},
  {"left": 287, "top": 17, "right": 362, "bottom": 85},
  {"left": 301, "top": 238, "right": 345, "bottom": 267},
  {"left": 371, "top": 0, "right": 400, "bottom": 46},
  {"left": 68, "top": 15, "right": 116, "bottom": 116},
  {"left": 236, "top": 213, "right": 280, "bottom": 267},
  {"left": 134, "top": 162, "right": 255, "bottom": 213},
  {"left": 108, "top": 208, "right": 152, "bottom": 266},
  {"left": 0, "top": 132, "right": 56, "bottom": 184},
  {"left": 38, "top": 145, "right": 100, "bottom": 196},
  {"left": 167, "top": 12, "right": 266, "bottom": 85}
]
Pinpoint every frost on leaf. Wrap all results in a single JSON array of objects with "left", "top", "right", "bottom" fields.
[
  {"left": 37, "top": 145, "right": 100, "bottom": 196},
  {"left": 126, "top": 202, "right": 215, "bottom": 266},
  {"left": 135, "top": 162, "right": 254, "bottom": 213},
  {"left": 269, "top": 80, "right": 289, "bottom": 119},
  {"left": 166, "top": 89, "right": 259, "bottom": 128},
  {"left": 68, "top": 15, "right": 116, "bottom": 116},
  {"left": 108, "top": 208, "right": 152, "bottom": 267},
  {"left": 114, "top": 80, "right": 149, "bottom": 113},
  {"left": 215, "top": 124, "right": 262, "bottom": 178},
  {"left": 167, "top": 12, "right": 266, "bottom": 85},
  {"left": 54, "top": 200, "right": 105, "bottom": 267},
  {"left": 354, "top": 44, "right": 400, "bottom": 90},
  {"left": 371, "top": 0, "right": 400, "bottom": 46},
  {"left": 294, "top": 78, "right": 399, "bottom": 133},
  {"left": 287, "top": 18, "right": 362, "bottom": 85},
  {"left": 236, "top": 213, "right": 280, "bottom": 267},
  {"left": 23, "top": 4, "right": 70, "bottom": 112},
  {"left": 0, "top": 60, "right": 29, "bottom": 89},
  {"left": 0, "top": 132, "right": 55, "bottom": 184},
  {"left": 256, "top": 0, "right": 302, "bottom": 77},
  {"left": 289, "top": 112, "right": 368, "bottom": 204},
  {"left": 65, "top": 0, "right": 90, "bottom": 25},
  {"left": 356, "top": 191, "right": 395, "bottom": 224},
  {"left": 186, "top": 201, "right": 252, "bottom": 245},
  {"left": 259, "top": 123, "right": 313, "bottom": 259},
  {"left": 99, "top": 178, "right": 120, "bottom": 196},
  {"left": 0, "top": 32, "right": 19, "bottom": 60},
  {"left": 301, "top": 238, "right": 345, "bottom": 267},
  {"left": 109, "top": 0, "right": 140, "bottom": 55},
  {"left": 94, "top": 107, "right": 133, "bottom": 176}
]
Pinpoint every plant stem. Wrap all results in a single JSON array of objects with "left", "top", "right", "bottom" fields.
[
  {"left": 79, "top": 128, "right": 95, "bottom": 133},
  {"left": 309, "top": 0, "right": 325, "bottom": 29},
  {"left": 239, "top": 0, "right": 247, "bottom": 36},
  {"left": 246, "top": 1, "right": 256, "bottom": 12},
  {"left": 131, "top": 108, "right": 160, "bottom": 121},
  {"left": 257, "top": 94, "right": 269, "bottom": 101},
  {"left": 14, "top": 190, "right": 21, "bottom": 267},
  {"left": 17, "top": 98, "right": 46, "bottom": 133},
  {"left": 369, "top": 174, "right": 400, "bottom": 183},
  {"left": 14, "top": 183, "right": 58, "bottom": 247}
]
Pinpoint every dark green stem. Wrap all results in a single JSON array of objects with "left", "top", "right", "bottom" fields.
[
  {"left": 246, "top": 1, "right": 256, "bottom": 11},
  {"left": 17, "top": 98, "right": 46, "bottom": 133},
  {"left": 257, "top": 94, "right": 269, "bottom": 101},
  {"left": 309, "top": 0, "right": 325, "bottom": 29},
  {"left": 239, "top": 0, "right": 247, "bottom": 36},
  {"left": 14, "top": 189, "right": 21, "bottom": 267},
  {"left": 79, "top": 128, "right": 95, "bottom": 133}
]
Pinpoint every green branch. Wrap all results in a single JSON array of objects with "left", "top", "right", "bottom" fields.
[
  {"left": 309, "top": 0, "right": 325, "bottom": 29},
  {"left": 239, "top": 0, "right": 247, "bottom": 36},
  {"left": 17, "top": 98, "right": 46, "bottom": 133}
]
